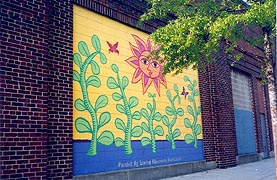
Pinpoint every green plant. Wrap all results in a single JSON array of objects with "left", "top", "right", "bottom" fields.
[
  {"left": 73, "top": 35, "right": 114, "bottom": 156},
  {"left": 162, "top": 84, "right": 184, "bottom": 149},
  {"left": 183, "top": 75, "right": 201, "bottom": 148},
  {"left": 107, "top": 64, "right": 142, "bottom": 154},
  {"left": 140, "top": 93, "right": 164, "bottom": 153}
]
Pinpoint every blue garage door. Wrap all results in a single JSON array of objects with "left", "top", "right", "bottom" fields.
[{"left": 231, "top": 71, "right": 256, "bottom": 154}]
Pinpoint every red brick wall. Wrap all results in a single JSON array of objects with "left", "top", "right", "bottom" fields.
[
  {"left": 1, "top": 0, "right": 49, "bottom": 179},
  {"left": 47, "top": 1, "right": 73, "bottom": 179},
  {"left": 1, "top": 0, "right": 73, "bottom": 179},
  {"left": 199, "top": 44, "right": 237, "bottom": 168}
]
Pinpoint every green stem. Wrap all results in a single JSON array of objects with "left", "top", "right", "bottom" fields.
[
  {"left": 168, "top": 95, "right": 178, "bottom": 149},
  {"left": 149, "top": 96, "right": 156, "bottom": 153},
  {"left": 116, "top": 72, "right": 133, "bottom": 154},
  {"left": 149, "top": 119, "right": 156, "bottom": 153},
  {"left": 169, "top": 116, "right": 177, "bottom": 150},
  {"left": 80, "top": 52, "right": 98, "bottom": 156},
  {"left": 189, "top": 80, "right": 199, "bottom": 148}
]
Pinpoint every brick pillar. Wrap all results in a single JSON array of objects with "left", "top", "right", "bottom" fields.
[
  {"left": 47, "top": 0, "right": 73, "bottom": 179},
  {"left": 250, "top": 77, "right": 264, "bottom": 153},
  {"left": 199, "top": 63, "right": 216, "bottom": 162},
  {"left": 199, "top": 47, "right": 237, "bottom": 168},
  {"left": 0, "top": 1, "right": 49, "bottom": 179}
]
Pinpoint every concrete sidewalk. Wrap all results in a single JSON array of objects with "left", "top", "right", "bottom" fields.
[{"left": 162, "top": 158, "right": 276, "bottom": 180}]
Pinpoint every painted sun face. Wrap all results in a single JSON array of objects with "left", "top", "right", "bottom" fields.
[
  {"left": 125, "top": 34, "right": 167, "bottom": 96},
  {"left": 139, "top": 52, "right": 161, "bottom": 79}
]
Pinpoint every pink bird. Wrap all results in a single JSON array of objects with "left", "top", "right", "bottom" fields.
[{"left": 107, "top": 41, "right": 119, "bottom": 55}]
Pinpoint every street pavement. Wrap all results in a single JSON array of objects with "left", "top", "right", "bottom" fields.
[{"left": 162, "top": 158, "right": 276, "bottom": 180}]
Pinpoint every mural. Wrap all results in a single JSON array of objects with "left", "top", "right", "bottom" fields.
[{"left": 73, "top": 5, "right": 203, "bottom": 176}]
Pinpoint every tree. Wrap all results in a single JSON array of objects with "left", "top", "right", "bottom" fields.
[{"left": 141, "top": 0, "right": 276, "bottom": 173}]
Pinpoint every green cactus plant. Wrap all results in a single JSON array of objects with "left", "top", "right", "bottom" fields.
[
  {"left": 183, "top": 75, "right": 201, "bottom": 148},
  {"left": 107, "top": 64, "right": 142, "bottom": 154},
  {"left": 140, "top": 93, "right": 164, "bottom": 153},
  {"left": 73, "top": 35, "right": 114, "bottom": 156},
  {"left": 162, "top": 84, "right": 184, "bottom": 149}
]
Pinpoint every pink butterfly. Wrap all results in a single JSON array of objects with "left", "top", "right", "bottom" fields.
[{"left": 107, "top": 41, "right": 119, "bottom": 55}]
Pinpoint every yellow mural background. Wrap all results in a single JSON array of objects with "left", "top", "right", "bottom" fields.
[{"left": 73, "top": 5, "right": 202, "bottom": 141}]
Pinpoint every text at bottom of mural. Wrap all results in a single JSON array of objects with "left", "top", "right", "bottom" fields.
[{"left": 73, "top": 34, "right": 202, "bottom": 157}]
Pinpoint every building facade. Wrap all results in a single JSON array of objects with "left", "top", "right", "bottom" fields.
[{"left": 0, "top": 0, "right": 274, "bottom": 179}]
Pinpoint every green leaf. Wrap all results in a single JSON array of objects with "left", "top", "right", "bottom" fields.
[
  {"left": 73, "top": 70, "right": 80, "bottom": 82},
  {"left": 111, "top": 64, "right": 119, "bottom": 73},
  {"left": 115, "top": 137, "right": 124, "bottom": 147},
  {"left": 107, "top": 77, "right": 118, "bottom": 89},
  {"left": 74, "top": 98, "right": 86, "bottom": 111},
  {"left": 131, "top": 126, "right": 143, "bottom": 137},
  {"left": 116, "top": 104, "right": 125, "bottom": 114},
  {"left": 197, "top": 106, "right": 201, "bottom": 116},
  {"left": 154, "top": 125, "right": 164, "bottom": 136},
  {"left": 153, "top": 112, "right": 162, "bottom": 121},
  {"left": 177, "top": 108, "right": 184, "bottom": 116},
  {"left": 173, "top": 129, "right": 181, "bottom": 138},
  {"left": 193, "top": 80, "right": 197, "bottom": 87},
  {"left": 195, "top": 124, "right": 201, "bottom": 136},
  {"left": 147, "top": 103, "right": 152, "bottom": 111},
  {"left": 141, "top": 108, "right": 149, "bottom": 119},
  {"left": 141, "top": 137, "right": 151, "bottom": 146},
  {"left": 122, "top": 76, "right": 129, "bottom": 89},
  {"left": 112, "top": 92, "right": 122, "bottom": 101},
  {"left": 187, "top": 105, "right": 194, "bottom": 117},
  {"left": 132, "top": 111, "right": 141, "bottom": 120},
  {"left": 185, "top": 134, "right": 194, "bottom": 144},
  {"left": 90, "top": 60, "right": 100, "bottom": 75},
  {"left": 98, "top": 112, "right": 111, "bottom": 128},
  {"left": 75, "top": 117, "right": 92, "bottom": 133},
  {"left": 193, "top": 89, "right": 199, "bottom": 96},
  {"left": 165, "top": 106, "right": 174, "bottom": 116},
  {"left": 188, "top": 95, "right": 193, "bottom": 102},
  {"left": 97, "top": 130, "right": 114, "bottom": 145},
  {"left": 100, "top": 52, "right": 107, "bottom": 64},
  {"left": 91, "top": 35, "right": 101, "bottom": 52},
  {"left": 173, "top": 84, "right": 179, "bottom": 93},
  {"left": 188, "top": 84, "right": 193, "bottom": 91},
  {"left": 129, "top": 96, "right": 138, "bottom": 109},
  {"left": 95, "top": 95, "right": 108, "bottom": 111},
  {"left": 162, "top": 116, "right": 169, "bottom": 126},
  {"left": 115, "top": 118, "right": 126, "bottom": 132},
  {"left": 184, "top": 76, "right": 189, "bottom": 82},
  {"left": 87, "top": 75, "right": 101, "bottom": 88},
  {"left": 141, "top": 122, "right": 150, "bottom": 133},
  {"left": 184, "top": 118, "right": 192, "bottom": 128},
  {"left": 73, "top": 53, "right": 82, "bottom": 68},
  {"left": 166, "top": 90, "right": 172, "bottom": 100},
  {"left": 78, "top": 41, "right": 90, "bottom": 57}
]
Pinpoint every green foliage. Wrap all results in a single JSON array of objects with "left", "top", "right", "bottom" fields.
[
  {"left": 140, "top": 0, "right": 276, "bottom": 75},
  {"left": 183, "top": 76, "right": 201, "bottom": 148},
  {"left": 73, "top": 34, "right": 113, "bottom": 156},
  {"left": 140, "top": 93, "right": 164, "bottom": 153},
  {"left": 108, "top": 64, "right": 142, "bottom": 154},
  {"left": 162, "top": 85, "right": 184, "bottom": 149},
  {"left": 75, "top": 117, "right": 92, "bottom": 133}
]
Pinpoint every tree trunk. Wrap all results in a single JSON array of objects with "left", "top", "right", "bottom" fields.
[{"left": 263, "top": 29, "right": 277, "bottom": 174}]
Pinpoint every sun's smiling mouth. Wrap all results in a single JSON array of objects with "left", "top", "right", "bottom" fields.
[{"left": 125, "top": 34, "right": 167, "bottom": 96}]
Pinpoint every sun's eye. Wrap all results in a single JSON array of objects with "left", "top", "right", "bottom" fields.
[
  {"left": 141, "top": 58, "right": 149, "bottom": 65},
  {"left": 151, "top": 61, "right": 159, "bottom": 68}
]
